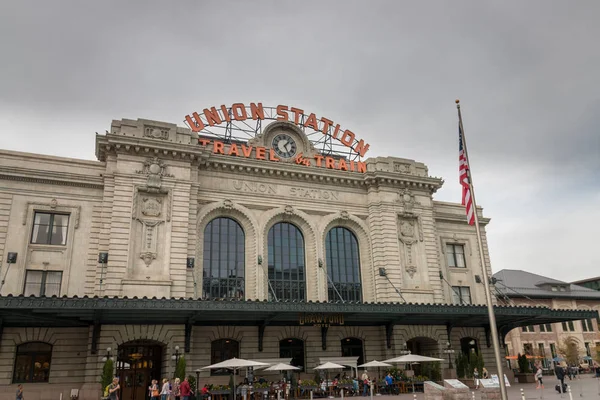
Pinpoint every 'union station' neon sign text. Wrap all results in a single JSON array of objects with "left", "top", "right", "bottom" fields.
[{"left": 184, "top": 102, "right": 370, "bottom": 157}]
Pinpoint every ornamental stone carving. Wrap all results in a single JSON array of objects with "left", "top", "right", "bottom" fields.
[
  {"left": 141, "top": 197, "right": 162, "bottom": 217},
  {"left": 136, "top": 157, "right": 173, "bottom": 193},
  {"left": 399, "top": 188, "right": 416, "bottom": 213},
  {"left": 144, "top": 126, "right": 170, "bottom": 140}
]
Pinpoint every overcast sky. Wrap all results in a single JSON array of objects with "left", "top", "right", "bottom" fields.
[{"left": 1, "top": 1, "right": 598, "bottom": 283}]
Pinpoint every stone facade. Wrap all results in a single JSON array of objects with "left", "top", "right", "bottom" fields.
[{"left": 0, "top": 118, "right": 499, "bottom": 399}]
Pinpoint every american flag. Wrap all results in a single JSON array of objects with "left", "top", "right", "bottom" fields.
[{"left": 459, "top": 124, "right": 475, "bottom": 225}]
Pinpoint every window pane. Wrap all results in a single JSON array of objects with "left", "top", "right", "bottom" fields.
[
  {"left": 325, "top": 227, "right": 362, "bottom": 302},
  {"left": 13, "top": 342, "right": 52, "bottom": 383},
  {"left": 455, "top": 252, "right": 466, "bottom": 268},
  {"left": 44, "top": 272, "right": 62, "bottom": 297},
  {"left": 446, "top": 246, "right": 456, "bottom": 267},
  {"left": 24, "top": 271, "right": 43, "bottom": 296},
  {"left": 202, "top": 218, "right": 245, "bottom": 300},
  {"left": 268, "top": 223, "right": 305, "bottom": 301}
]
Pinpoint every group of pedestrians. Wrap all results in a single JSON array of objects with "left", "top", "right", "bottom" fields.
[{"left": 148, "top": 377, "right": 193, "bottom": 400}]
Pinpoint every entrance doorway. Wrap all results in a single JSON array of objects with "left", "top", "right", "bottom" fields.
[{"left": 117, "top": 340, "right": 163, "bottom": 400}]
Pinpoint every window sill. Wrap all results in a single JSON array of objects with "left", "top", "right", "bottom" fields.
[{"left": 28, "top": 244, "right": 68, "bottom": 251}]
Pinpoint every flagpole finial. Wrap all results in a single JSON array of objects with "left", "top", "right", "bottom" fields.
[{"left": 455, "top": 99, "right": 460, "bottom": 104}]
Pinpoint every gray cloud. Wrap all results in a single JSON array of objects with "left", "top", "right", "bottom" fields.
[{"left": 1, "top": 0, "right": 598, "bottom": 281}]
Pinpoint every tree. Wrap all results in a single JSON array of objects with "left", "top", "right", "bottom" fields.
[
  {"left": 100, "top": 359, "right": 114, "bottom": 394},
  {"left": 517, "top": 353, "right": 530, "bottom": 373},
  {"left": 175, "top": 356, "right": 186, "bottom": 381},
  {"left": 558, "top": 336, "right": 580, "bottom": 365}
]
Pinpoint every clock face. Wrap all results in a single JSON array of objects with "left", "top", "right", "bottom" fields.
[{"left": 271, "top": 134, "right": 298, "bottom": 159}]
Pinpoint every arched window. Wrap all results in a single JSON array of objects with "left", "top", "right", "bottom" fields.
[
  {"left": 280, "top": 338, "right": 305, "bottom": 371},
  {"left": 13, "top": 342, "right": 52, "bottom": 383},
  {"left": 460, "top": 337, "right": 479, "bottom": 355},
  {"left": 341, "top": 337, "right": 364, "bottom": 366},
  {"left": 203, "top": 218, "right": 245, "bottom": 299},
  {"left": 325, "top": 227, "right": 362, "bottom": 302},
  {"left": 211, "top": 339, "right": 240, "bottom": 375},
  {"left": 268, "top": 222, "right": 306, "bottom": 301}
]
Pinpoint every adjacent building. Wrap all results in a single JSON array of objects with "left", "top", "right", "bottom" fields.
[
  {"left": 0, "top": 107, "right": 593, "bottom": 400},
  {"left": 494, "top": 269, "right": 600, "bottom": 369}
]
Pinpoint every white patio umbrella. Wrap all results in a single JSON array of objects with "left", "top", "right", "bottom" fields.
[
  {"left": 314, "top": 362, "right": 346, "bottom": 390},
  {"left": 265, "top": 363, "right": 301, "bottom": 371},
  {"left": 201, "top": 358, "right": 269, "bottom": 398},
  {"left": 384, "top": 355, "right": 443, "bottom": 393},
  {"left": 384, "top": 355, "right": 443, "bottom": 363},
  {"left": 358, "top": 360, "right": 392, "bottom": 380}
]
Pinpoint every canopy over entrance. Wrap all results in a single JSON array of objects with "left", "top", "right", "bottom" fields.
[{"left": 0, "top": 295, "right": 595, "bottom": 334}]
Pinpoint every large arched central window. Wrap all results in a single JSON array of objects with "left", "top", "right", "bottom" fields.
[
  {"left": 268, "top": 222, "right": 306, "bottom": 301},
  {"left": 325, "top": 227, "right": 362, "bottom": 302},
  {"left": 203, "top": 217, "right": 245, "bottom": 299},
  {"left": 13, "top": 342, "right": 52, "bottom": 383}
]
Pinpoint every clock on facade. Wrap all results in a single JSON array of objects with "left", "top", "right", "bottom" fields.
[{"left": 271, "top": 134, "right": 298, "bottom": 159}]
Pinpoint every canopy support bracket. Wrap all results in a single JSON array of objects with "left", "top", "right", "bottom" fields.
[
  {"left": 258, "top": 323, "right": 266, "bottom": 352},
  {"left": 185, "top": 320, "right": 192, "bottom": 353},
  {"left": 385, "top": 322, "right": 393, "bottom": 349},
  {"left": 321, "top": 326, "right": 328, "bottom": 350}
]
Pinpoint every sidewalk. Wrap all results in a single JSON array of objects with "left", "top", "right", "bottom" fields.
[{"left": 320, "top": 375, "right": 600, "bottom": 400}]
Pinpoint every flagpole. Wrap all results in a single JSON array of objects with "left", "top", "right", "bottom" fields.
[{"left": 456, "top": 99, "right": 508, "bottom": 400}]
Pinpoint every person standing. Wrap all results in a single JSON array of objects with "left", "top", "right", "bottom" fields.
[
  {"left": 535, "top": 365, "right": 544, "bottom": 389},
  {"left": 16, "top": 384, "right": 23, "bottom": 400},
  {"left": 473, "top": 368, "right": 480, "bottom": 389},
  {"left": 108, "top": 377, "right": 121, "bottom": 400},
  {"left": 361, "top": 371, "right": 370, "bottom": 396},
  {"left": 160, "top": 378, "right": 171, "bottom": 400},
  {"left": 555, "top": 364, "right": 565, "bottom": 393},
  {"left": 172, "top": 378, "right": 181, "bottom": 400},
  {"left": 179, "top": 377, "right": 191, "bottom": 400}
]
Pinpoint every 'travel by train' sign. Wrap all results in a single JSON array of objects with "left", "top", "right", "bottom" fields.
[{"left": 184, "top": 102, "right": 370, "bottom": 158}]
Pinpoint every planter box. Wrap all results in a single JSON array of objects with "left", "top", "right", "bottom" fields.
[
  {"left": 299, "top": 386, "right": 318, "bottom": 390},
  {"left": 338, "top": 384, "right": 354, "bottom": 389},
  {"left": 211, "top": 389, "right": 232, "bottom": 395},
  {"left": 514, "top": 373, "right": 536, "bottom": 383}
]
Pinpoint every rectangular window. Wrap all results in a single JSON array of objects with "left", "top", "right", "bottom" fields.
[
  {"left": 562, "top": 321, "right": 575, "bottom": 332},
  {"left": 23, "top": 271, "right": 62, "bottom": 297},
  {"left": 446, "top": 244, "right": 466, "bottom": 268},
  {"left": 451, "top": 286, "right": 471, "bottom": 305},
  {"left": 523, "top": 343, "right": 533, "bottom": 355},
  {"left": 582, "top": 319, "right": 594, "bottom": 332},
  {"left": 538, "top": 343, "right": 548, "bottom": 368},
  {"left": 550, "top": 343, "right": 557, "bottom": 358},
  {"left": 522, "top": 326, "right": 535, "bottom": 333},
  {"left": 539, "top": 324, "right": 552, "bottom": 332},
  {"left": 585, "top": 342, "right": 591, "bottom": 357},
  {"left": 30, "top": 212, "right": 69, "bottom": 245}
]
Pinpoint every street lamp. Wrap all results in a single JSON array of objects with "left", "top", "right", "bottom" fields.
[
  {"left": 443, "top": 342, "right": 456, "bottom": 369},
  {"left": 195, "top": 368, "right": 201, "bottom": 397},
  {"left": 102, "top": 347, "right": 113, "bottom": 362},
  {"left": 171, "top": 345, "right": 181, "bottom": 363},
  {"left": 399, "top": 342, "right": 411, "bottom": 355}
]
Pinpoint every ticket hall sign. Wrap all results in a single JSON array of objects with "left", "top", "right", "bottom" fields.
[{"left": 185, "top": 103, "right": 369, "bottom": 173}]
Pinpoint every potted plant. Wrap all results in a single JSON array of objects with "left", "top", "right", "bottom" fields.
[
  {"left": 514, "top": 353, "right": 535, "bottom": 383},
  {"left": 299, "top": 379, "right": 319, "bottom": 390},
  {"left": 253, "top": 382, "right": 271, "bottom": 393},
  {"left": 338, "top": 379, "right": 354, "bottom": 389},
  {"left": 211, "top": 385, "right": 231, "bottom": 395},
  {"left": 100, "top": 359, "right": 114, "bottom": 400}
]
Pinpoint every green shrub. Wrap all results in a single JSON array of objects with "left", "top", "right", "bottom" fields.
[{"left": 100, "top": 359, "right": 114, "bottom": 394}]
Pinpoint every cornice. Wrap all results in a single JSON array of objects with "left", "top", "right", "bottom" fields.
[
  {"left": 434, "top": 211, "right": 491, "bottom": 225},
  {"left": 0, "top": 167, "right": 104, "bottom": 190},
  {"left": 202, "top": 155, "right": 444, "bottom": 193},
  {"left": 95, "top": 134, "right": 211, "bottom": 164}
]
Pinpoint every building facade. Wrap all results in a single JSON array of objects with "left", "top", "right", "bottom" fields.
[
  {"left": 494, "top": 270, "right": 600, "bottom": 369},
  {"left": 0, "top": 111, "right": 593, "bottom": 400}
]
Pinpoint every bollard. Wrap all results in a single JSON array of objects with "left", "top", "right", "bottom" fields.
[
  {"left": 341, "top": 388, "right": 344, "bottom": 400},
  {"left": 569, "top": 386, "right": 574, "bottom": 400},
  {"left": 310, "top": 390, "right": 313, "bottom": 400},
  {"left": 472, "top": 391, "right": 475, "bottom": 400},
  {"left": 413, "top": 394, "right": 417, "bottom": 400},
  {"left": 370, "top": 383, "right": 374, "bottom": 400},
  {"left": 521, "top": 388, "right": 526, "bottom": 400}
]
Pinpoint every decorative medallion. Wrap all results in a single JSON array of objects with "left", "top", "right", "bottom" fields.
[
  {"left": 399, "top": 220, "right": 414, "bottom": 238},
  {"left": 141, "top": 197, "right": 162, "bottom": 217},
  {"left": 144, "top": 126, "right": 169, "bottom": 140},
  {"left": 406, "top": 265, "right": 417, "bottom": 279}
]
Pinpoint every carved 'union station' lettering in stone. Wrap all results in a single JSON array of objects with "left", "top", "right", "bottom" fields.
[
  {"left": 289, "top": 187, "right": 339, "bottom": 200},
  {"left": 232, "top": 180, "right": 277, "bottom": 194}
]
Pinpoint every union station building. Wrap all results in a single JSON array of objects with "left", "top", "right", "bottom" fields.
[{"left": 0, "top": 109, "right": 595, "bottom": 400}]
